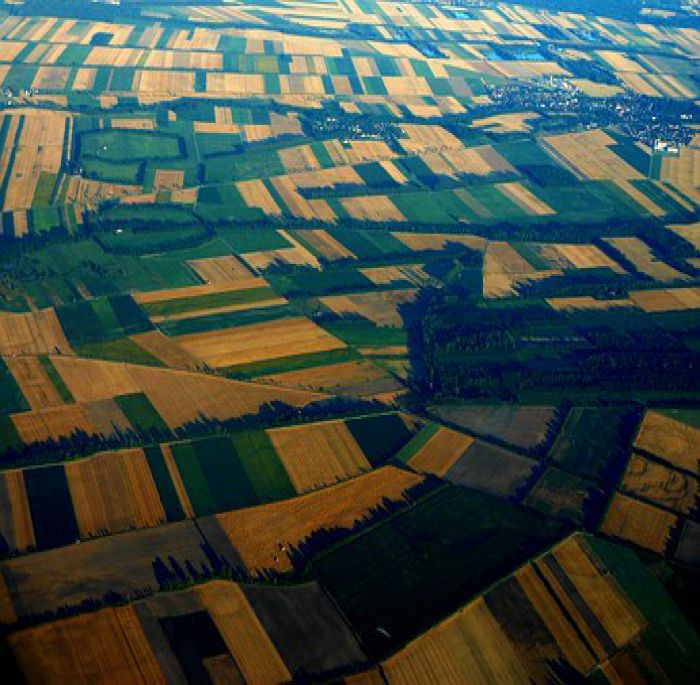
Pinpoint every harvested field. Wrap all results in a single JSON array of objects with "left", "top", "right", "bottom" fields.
[
  {"left": 601, "top": 492, "right": 677, "bottom": 554},
  {"left": 399, "top": 124, "right": 463, "bottom": 154},
  {"left": 383, "top": 597, "right": 529, "bottom": 684},
  {"left": 546, "top": 296, "right": 635, "bottom": 311},
  {"left": 3, "top": 112, "right": 68, "bottom": 212},
  {"left": 175, "top": 316, "right": 344, "bottom": 368},
  {"left": 267, "top": 420, "right": 371, "bottom": 493},
  {"left": 0, "top": 470, "right": 35, "bottom": 553},
  {"left": 0, "top": 309, "right": 72, "bottom": 356},
  {"left": 629, "top": 287, "right": 700, "bottom": 312},
  {"left": 196, "top": 582, "right": 292, "bottom": 684},
  {"left": 634, "top": 411, "right": 700, "bottom": 473},
  {"left": 259, "top": 359, "right": 394, "bottom": 395},
  {"left": 544, "top": 129, "right": 642, "bottom": 181},
  {"left": 432, "top": 404, "right": 556, "bottom": 451},
  {"left": 471, "top": 112, "right": 540, "bottom": 133},
  {"left": 497, "top": 182, "right": 554, "bottom": 216},
  {"left": 204, "top": 466, "right": 423, "bottom": 573},
  {"left": 64, "top": 448, "right": 166, "bottom": 539},
  {"left": 392, "top": 232, "right": 486, "bottom": 252},
  {"left": 444, "top": 441, "right": 538, "bottom": 498},
  {"left": 515, "top": 563, "right": 597, "bottom": 674},
  {"left": 237, "top": 179, "right": 282, "bottom": 216},
  {"left": 11, "top": 403, "right": 98, "bottom": 445},
  {"left": 187, "top": 255, "right": 254, "bottom": 284},
  {"left": 320, "top": 289, "right": 416, "bottom": 327},
  {"left": 407, "top": 427, "right": 474, "bottom": 476},
  {"left": 4, "top": 356, "right": 64, "bottom": 410},
  {"left": 134, "top": 278, "right": 267, "bottom": 305},
  {"left": 152, "top": 169, "right": 184, "bottom": 191},
  {"left": 0, "top": 520, "right": 210, "bottom": 620},
  {"left": 551, "top": 244, "right": 625, "bottom": 272},
  {"left": 48, "top": 356, "right": 324, "bottom": 429},
  {"left": 242, "top": 244, "right": 322, "bottom": 272},
  {"left": 621, "top": 453, "right": 697, "bottom": 515},
  {"left": 128, "top": 331, "right": 200, "bottom": 370},
  {"left": 341, "top": 195, "right": 406, "bottom": 223},
  {"left": 279, "top": 144, "right": 321, "bottom": 174},
  {"left": 9, "top": 605, "right": 165, "bottom": 684},
  {"left": 360, "top": 264, "right": 428, "bottom": 287},
  {"left": 294, "top": 229, "right": 356, "bottom": 261},
  {"left": 483, "top": 241, "right": 538, "bottom": 298},
  {"left": 549, "top": 535, "right": 645, "bottom": 650}
]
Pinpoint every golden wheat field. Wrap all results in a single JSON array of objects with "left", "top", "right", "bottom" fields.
[
  {"left": 267, "top": 419, "right": 371, "bottom": 493},
  {"left": 634, "top": 411, "right": 700, "bottom": 473},
  {"left": 9, "top": 605, "right": 165, "bottom": 685},
  {"left": 601, "top": 492, "right": 677, "bottom": 554},
  {"left": 407, "top": 427, "right": 475, "bottom": 476},
  {"left": 621, "top": 453, "right": 697, "bottom": 514},
  {"left": 210, "top": 465, "right": 421, "bottom": 573}
]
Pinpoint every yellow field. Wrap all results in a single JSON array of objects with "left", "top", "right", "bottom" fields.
[
  {"left": 2, "top": 112, "right": 67, "bottom": 211},
  {"left": 660, "top": 146, "right": 700, "bottom": 204},
  {"left": 392, "top": 232, "right": 486, "bottom": 252},
  {"left": 515, "top": 563, "right": 597, "bottom": 674},
  {"left": 134, "top": 277, "right": 266, "bottom": 304},
  {"left": 278, "top": 144, "right": 321, "bottom": 173},
  {"left": 259, "top": 358, "right": 389, "bottom": 393},
  {"left": 483, "top": 241, "right": 548, "bottom": 298},
  {"left": 126, "top": 332, "right": 203, "bottom": 369},
  {"left": 399, "top": 124, "right": 463, "bottom": 154},
  {"left": 341, "top": 195, "right": 405, "bottom": 222},
  {"left": 196, "top": 582, "right": 292, "bottom": 684},
  {"left": 267, "top": 419, "right": 371, "bottom": 493},
  {"left": 629, "top": 286, "right": 700, "bottom": 312},
  {"left": 187, "top": 255, "right": 254, "bottom": 284},
  {"left": 9, "top": 605, "right": 165, "bottom": 685},
  {"left": 407, "top": 427, "right": 474, "bottom": 476},
  {"left": 547, "top": 296, "right": 635, "bottom": 311},
  {"left": 152, "top": 169, "right": 184, "bottom": 191},
  {"left": 360, "top": 264, "right": 428, "bottom": 286},
  {"left": 320, "top": 289, "right": 416, "bottom": 327},
  {"left": 160, "top": 443, "right": 195, "bottom": 518},
  {"left": 604, "top": 237, "right": 689, "bottom": 282},
  {"left": 544, "top": 129, "right": 642, "bottom": 181},
  {"left": 175, "top": 316, "right": 344, "bottom": 368},
  {"left": 634, "top": 411, "right": 700, "bottom": 473},
  {"left": 11, "top": 403, "right": 98, "bottom": 445},
  {"left": 47, "top": 356, "right": 324, "bottom": 429},
  {"left": 294, "top": 229, "right": 356, "bottom": 261},
  {"left": 551, "top": 536, "right": 646, "bottom": 649},
  {"left": 601, "top": 492, "right": 677, "bottom": 554},
  {"left": 5, "top": 355, "right": 64, "bottom": 410},
  {"left": 237, "top": 179, "right": 282, "bottom": 216},
  {"left": 621, "top": 453, "right": 697, "bottom": 514},
  {"left": 552, "top": 244, "right": 625, "bottom": 272},
  {"left": 65, "top": 448, "right": 166, "bottom": 539},
  {"left": 383, "top": 597, "right": 529, "bottom": 684},
  {"left": 497, "top": 181, "right": 555, "bottom": 216},
  {"left": 213, "top": 465, "right": 422, "bottom": 573},
  {"left": 0, "top": 470, "right": 35, "bottom": 553}
]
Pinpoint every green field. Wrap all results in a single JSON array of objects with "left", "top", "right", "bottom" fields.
[{"left": 314, "top": 486, "right": 566, "bottom": 656}]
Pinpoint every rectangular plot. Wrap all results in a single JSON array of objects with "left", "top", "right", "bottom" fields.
[
  {"left": 267, "top": 420, "right": 370, "bottom": 494},
  {"left": 24, "top": 464, "right": 79, "bottom": 550},
  {"left": 65, "top": 448, "right": 167, "bottom": 539}
]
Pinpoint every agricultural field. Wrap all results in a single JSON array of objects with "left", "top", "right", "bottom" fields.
[{"left": 1, "top": 0, "right": 700, "bottom": 681}]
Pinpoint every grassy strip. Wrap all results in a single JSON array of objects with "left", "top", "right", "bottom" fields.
[
  {"left": 223, "top": 347, "right": 360, "bottom": 379},
  {"left": 142, "top": 286, "right": 277, "bottom": 318},
  {"left": 159, "top": 303, "right": 294, "bottom": 337},
  {"left": 38, "top": 355, "right": 75, "bottom": 404},
  {"left": 74, "top": 338, "right": 165, "bottom": 367},
  {"left": 393, "top": 422, "right": 440, "bottom": 464}
]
